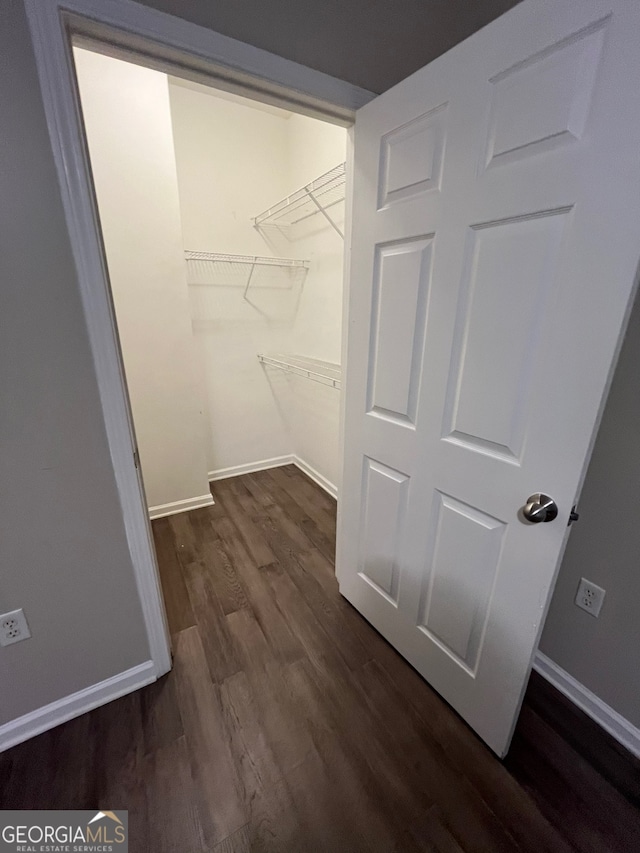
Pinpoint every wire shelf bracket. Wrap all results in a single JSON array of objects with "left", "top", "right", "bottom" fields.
[
  {"left": 252, "top": 163, "right": 346, "bottom": 240},
  {"left": 184, "top": 251, "right": 310, "bottom": 299},
  {"left": 257, "top": 353, "right": 342, "bottom": 389}
]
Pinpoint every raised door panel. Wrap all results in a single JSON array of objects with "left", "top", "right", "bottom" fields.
[
  {"left": 442, "top": 208, "right": 570, "bottom": 462},
  {"left": 418, "top": 493, "right": 505, "bottom": 673},
  {"left": 484, "top": 19, "right": 607, "bottom": 170},
  {"left": 379, "top": 104, "right": 448, "bottom": 208},
  {"left": 358, "top": 458, "right": 409, "bottom": 605},
  {"left": 366, "top": 237, "right": 433, "bottom": 427}
]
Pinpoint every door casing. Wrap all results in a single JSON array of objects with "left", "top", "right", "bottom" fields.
[{"left": 23, "top": 0, "right": 371, "bottom": 689}]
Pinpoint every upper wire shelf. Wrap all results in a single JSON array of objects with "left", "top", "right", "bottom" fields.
[
  {"left": 252, "top": 163, "right": 346, "bottom": 239},
  {"left": 257, "top": 353, "right": 342, "bottom": 389},
  {"left": 185, "top": 251, "right": 309, "bottom": 268},
  {"left": 185, "top": 251, "right": 309, "bottom": 298}
]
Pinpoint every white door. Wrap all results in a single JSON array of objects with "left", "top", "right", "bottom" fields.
[{"left": 337, "top": 0, "right": 640, "bottom": 757}]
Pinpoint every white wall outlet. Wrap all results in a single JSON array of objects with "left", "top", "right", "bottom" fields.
[
  {"left": 0, "top": 609, "right": 32, "bottom": 647},
  {"left": 574, "top": 578, "right": 606, "bottom": 617}
]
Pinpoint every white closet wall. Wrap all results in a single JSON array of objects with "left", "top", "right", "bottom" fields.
[
  {"left": 74, "top": 50, "right": 211, "bottom": 514},
  {"left": 284, "top": 115, "right": 346, "bottom": 492},
  {"left": 169, "top": 81, "right": 346, "bottom": 491},
  {"left": 168, "top": 82, "right": 293, "bottom": 476}
]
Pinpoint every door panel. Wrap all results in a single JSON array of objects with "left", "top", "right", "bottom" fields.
[
  {"left": 483, "top": 19, "right": 607, "bottom": 171},
  {"left": 367, "top": 237, "right": 433, "bottom": 426},
  {"left": 418, "top": 493, "right": 505, "bottom": 673},
  {"left": 444, "top": 209, "right": 569, "bottom": 461},
  {"left": 338, "top": 0, "right": 640, "bottom": 755},
  {"left": 379, "top": 104, "right": 448, "bottom": 206},
  {"left": 358, "top": 458, "right": 409, "bottom": 604}
]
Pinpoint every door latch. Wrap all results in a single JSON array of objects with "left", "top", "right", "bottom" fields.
[{"left": 568, "top": 505, "right": 580, "bottom": 525}]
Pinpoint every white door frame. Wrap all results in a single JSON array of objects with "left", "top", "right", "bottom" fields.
[{"left": 23, "top": 0, "right": 373, "bottom": 682}]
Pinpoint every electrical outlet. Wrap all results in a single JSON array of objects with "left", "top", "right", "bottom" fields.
[
  {"left": 575, "top": 578, "right": 606, "bottom": 617},
  {"left": 0, "top": 609, "right": 31, "bottom": 647}
]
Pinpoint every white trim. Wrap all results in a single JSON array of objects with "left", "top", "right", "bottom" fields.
[
  {"left": 24, "top": 0, "right": 173, "bottom": 682},
  {"left": 45, "top": 0, "right": 373, "bottom": 122},
  {"left": 293, "top": 456, "right": 338, "bottom": 499},
  {"left": 21, "top": 0, "right": 367, "bottom": 725},
  {"left": 209, "top": 455, "right": 294, "bottom": 482},
  {"left": 534, "top": 652, "right": 640, "bottom": 759},
  {"left": 335, "top": 125, "right": 355, "bottom": 578},
  {"left": 0, "top": 661, "right": 156, "bottom": 753},
  {"left": 209, "top": 454, "right": 337, "bottom": 499},
  {"left": 149, "top": 492, "right": 214, "bottom": 520}
]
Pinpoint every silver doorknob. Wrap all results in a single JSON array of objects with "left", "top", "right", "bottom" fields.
[{"left": 523, "top": 493, "right": 558, "bottom": 523}]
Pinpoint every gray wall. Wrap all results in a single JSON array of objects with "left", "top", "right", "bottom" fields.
[
  {"left": 136, "top": 0, "right": 520, "bottom": 94},
  {"left": 0, "top": 0, "right": 150, "bottom": 726},
  {"left": 540, "top": 291, "right": 640, "bottom": 728}
]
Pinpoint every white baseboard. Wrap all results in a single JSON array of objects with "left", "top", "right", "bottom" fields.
[
  {"left": 0, "top": 660, "right": 157, "bottom": 753},
  {"left": 209, "top": 455, "right": 294, "bottom": 482},
  {"left": 293, "top": 456, "right": 338, "bottom": 499},
  {"left": 148, "top": 492, "right": 214, "bottom": 520},
  {"left": 533, "top": 651, "right": 640, "bottom": 759},
  {"left": 208, "top": 454, "right": 338, "bottom": 499}
]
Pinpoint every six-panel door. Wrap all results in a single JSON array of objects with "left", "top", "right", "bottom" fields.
[{"left": 338, "top": 0, "right": 640, "bottom": 755}]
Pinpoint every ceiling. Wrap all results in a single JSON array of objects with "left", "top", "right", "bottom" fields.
[{"left": 135, "top": 0, "right": 523, "bottom": 94}]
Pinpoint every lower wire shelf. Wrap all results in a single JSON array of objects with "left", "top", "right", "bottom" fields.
[{"left": 257, "top": 353, "right": 342, "bottom": 389}]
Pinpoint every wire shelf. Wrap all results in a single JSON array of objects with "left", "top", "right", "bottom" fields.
[
  {"left": 252, "top": 163, "right": 346, "bottom": 238},
  {"left": 185, "top": 251, "right": 309, "bottom": 269},
  {"left": 185, "top": 251, "right": 309, "bottom": 298},
  {"left": 258, "top": 353, "right": 342, "bottom": 389}
]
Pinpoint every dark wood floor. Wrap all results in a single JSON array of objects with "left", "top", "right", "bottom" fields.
[{"left": 2, "top": 465, "right": 639, "bottom": 852}]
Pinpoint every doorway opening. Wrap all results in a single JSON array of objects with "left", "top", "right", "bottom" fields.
[{"left": 71, "top": 41, "right": 349, "bottom": 639}]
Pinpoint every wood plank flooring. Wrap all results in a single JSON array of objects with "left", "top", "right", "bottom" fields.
[{"left": 2, "top": 465, "right": 639, "bottom": 851}]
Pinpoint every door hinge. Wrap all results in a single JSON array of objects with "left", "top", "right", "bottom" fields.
[
  {"left": 568, "top": 505, "right": 580, "bottom": 525},
  {"left": 133, "top": 449, "right": 140, "bottom": 469}
]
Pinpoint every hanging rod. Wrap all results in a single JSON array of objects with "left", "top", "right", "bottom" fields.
[
  {"left": 257, "top": 353, "right": 342, "bottom": 389},
  {"left": 185, "top": 251, "right": 309, "bottom": 298},
  {"left": 252, "top": 163, "right": 346, "bottom": 239}
]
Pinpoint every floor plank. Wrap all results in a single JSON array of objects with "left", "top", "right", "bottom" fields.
[
  {"left": 2, "top": 467, "right": 639, "bottom": 853},
  {"left": 520, "top": 670, "right": 640, "bottom": 808},
  {"left": 143, "top": 736, "right": 205, "bottom": 853},
  {"left": 171, "top": 625, "right": 247, "bottom": 848},
  {"left": 152, "top": 516, "right": 196, "bottom": 635}
]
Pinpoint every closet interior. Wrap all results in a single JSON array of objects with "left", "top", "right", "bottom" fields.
[{"left": 73, "top": 46, "right": 348, "bottom": 522}]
